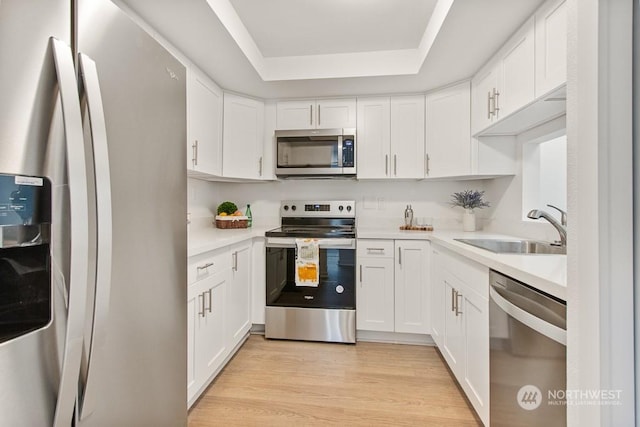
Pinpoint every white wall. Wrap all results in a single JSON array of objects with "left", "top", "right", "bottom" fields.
[
  {"left": 188, "top": 177, "right": 495, "bottom": 231},
  {"left": 483, "top": 116, "right": 567, "bottom": 242}
]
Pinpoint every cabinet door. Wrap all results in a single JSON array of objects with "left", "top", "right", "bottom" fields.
[
  {"left": 356, "top": 256, "right": 395, "bottom": 332},
  {"left": 497, "top": 18, "right": 535, "bottom": 118},
  {"left": 460, "top": 286, "right": 489, "bottom": 426},
  {"left": 187, "top": 70, "right": 222, "bottom": 176},
  {"left": 223, "top": 93, "right": 265, "bottom": 179},
  {"left": 442, "top": 273, "right": 464, "bottom": 373},
  {"left": 425, "top": 82, "right": 471, "bottom": 178},
  {"left": 316, "top": 99, "right": 356, "bottom": 129},
  {"left": 276, "top": 100, "right": 315, "bottom": 130},
  {"left": 535, "top": 0, "right": 567, "bottom": 96},
  {"left": 430, "top": 248, "right": 445, "bottom": 348},
  {"left": 471, "top": 65, "right": 499, "bottom": 135},
  {"left": 356, "top": 97, "right": 391, "bottom": 179},
  {"left": 251, "top": 238, "right": 266, "bottom": 325},
  {"left": 227, "top": 243, "right": 251, "bottom": 347},
  {"left": 394, "top": 240, "right": 430, "bottom": 334},
  {"left": 186, "top": 284, "right": 199, "bottom": 403},
  {"left": 390, "top": 95, "right": 425, "bottom": 178},
  {"left": 196, "top": 271, "right": 228, "bottom": 385}
]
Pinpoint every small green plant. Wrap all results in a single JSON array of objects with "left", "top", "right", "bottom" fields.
[
  {"left": 216, "top": 201, "right": 238, "bottom": 215},
  {"left": 450, "top": 190, "right": 490, "bottom": 211}
]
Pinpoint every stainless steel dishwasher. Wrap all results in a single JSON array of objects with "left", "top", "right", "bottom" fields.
[{"left": 489, "top": 270, "right": 567, "bottom": 426}]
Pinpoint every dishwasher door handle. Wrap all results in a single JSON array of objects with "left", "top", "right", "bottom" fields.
[{"left": 490, "top": 286, "right": 567, "bottom": 346}]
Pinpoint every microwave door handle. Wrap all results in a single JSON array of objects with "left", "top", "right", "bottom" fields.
[
  {"left": 337, "top": 135, "right": 343, "bottom": 168},
  {"left": 50, "top": 37, "right": 91, "bottom": 427},
  {"left": 77, "top": 53, "right": 114, "bottom": 421}
]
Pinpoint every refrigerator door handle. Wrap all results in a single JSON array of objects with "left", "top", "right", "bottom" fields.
[
  {"left": 77, "top": 53, "right": 113, "bottom": 421},
  {"left": 50, "top": 38, "right": 91, "bottom": 427}
]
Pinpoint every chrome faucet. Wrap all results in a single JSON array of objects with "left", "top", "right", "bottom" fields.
[{"left": 527, "top": 206, "right": 567, "bottom": 246}]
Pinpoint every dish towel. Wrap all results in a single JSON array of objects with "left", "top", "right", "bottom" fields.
[{"left": 295, "top": 238, "right": 319, "bottom": 287}]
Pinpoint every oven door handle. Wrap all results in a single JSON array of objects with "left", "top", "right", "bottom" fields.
[{"left": 266, "top": 237, "right": 356, "bottom": 250}]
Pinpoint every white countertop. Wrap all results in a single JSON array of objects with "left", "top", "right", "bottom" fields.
[
  {"left": 188, "top": 225, "right": 273, "bottom": 257},
  {"left": 358, "top": 227, "right": 567, "bottom": 301},
  {"left": 189, "top": 223, "right": 567, "bottom": 301}
]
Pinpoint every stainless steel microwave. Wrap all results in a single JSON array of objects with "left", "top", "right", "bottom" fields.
[{"left": 275, "top": 128, "right": 356, "bottom": 178}]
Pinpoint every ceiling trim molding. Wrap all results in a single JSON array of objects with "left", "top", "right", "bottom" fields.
[{"left": 207, "top": 0, "right": 455, "bottom": 81}]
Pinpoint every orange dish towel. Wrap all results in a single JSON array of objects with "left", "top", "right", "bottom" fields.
[{"left": 295, "top": 238, "right": 319, "bottom": 287}]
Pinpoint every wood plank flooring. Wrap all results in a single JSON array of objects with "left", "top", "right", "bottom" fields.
[{"left": 188, "top": 335, "right": 481, "bottom": 426}]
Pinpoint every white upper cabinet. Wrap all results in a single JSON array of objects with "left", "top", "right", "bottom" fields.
[
  {"left": 357, "top": 95, "right": 425, "bottom": 179},
  {"left": 425, "top": 82, "right": 472, "bottom": 178},
  {"left": 356, "top": 97, "right": 391, "bottom": 179},
  {"left": 472, "top": 0, "right": 567, "bottom": 137},
  {"left": 535, "top": 0, "right": 567, "bottom": 96},
  {"left": 472, "top": 17, "right": 535, "bottom": 135},
  {"left": 223, "top": 93, "right": 265, "bottom": 180},
  {"left": 390, "top": 95, "right": 426, "bottom": 179},
  {"left": 187, "top": 69, "right": 223, "bottom": 177},
  {"left": 276, "top": 98, "right": 356, "bottom": 129},
  {"left": 497, "top": 17, "right": 535, "bottom": 118}
]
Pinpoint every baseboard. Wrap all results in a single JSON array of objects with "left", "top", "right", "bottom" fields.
[
  {"left": 250, "top": 323, "right": 265, "bottom": 334},
  {"left": 356, "top": 330, "right": 435, "bottom": 346}
]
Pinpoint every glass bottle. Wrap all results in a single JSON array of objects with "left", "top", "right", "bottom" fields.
[{"left": 246, "top": 204, "right": 252, "bottom": 227}]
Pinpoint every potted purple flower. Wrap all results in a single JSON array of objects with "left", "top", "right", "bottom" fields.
[{"left": 450, "top": 190, "right": 490, "bottom": 231}]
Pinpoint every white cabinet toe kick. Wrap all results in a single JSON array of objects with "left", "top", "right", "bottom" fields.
[{"left": 265, "top": 306, "right": 356, "bottom": 344}]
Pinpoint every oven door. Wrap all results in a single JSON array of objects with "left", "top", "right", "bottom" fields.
[{"left": 265, "top": 237, "right": 355, "bottom": 309}]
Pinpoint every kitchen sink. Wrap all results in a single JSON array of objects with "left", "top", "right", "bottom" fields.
[{"left": 454, "top": 238, "right": 566, "bottom": 255}]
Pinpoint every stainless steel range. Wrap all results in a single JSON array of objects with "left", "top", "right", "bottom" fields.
[{"left": 265, "top": 200, "right": 356, "bottom": 343}]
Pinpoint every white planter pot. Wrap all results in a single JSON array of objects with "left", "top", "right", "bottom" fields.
[{"left": 462, "top": 210, "right": 476, "bottom": 232}]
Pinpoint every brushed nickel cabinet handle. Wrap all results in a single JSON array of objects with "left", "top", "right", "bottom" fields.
[
  {"left": 385, "top": 154, "right": 389, "bottom": 176},
  {"left": 425, "top": 154, "right": 430, "bottom": 175},
  {"left": 398, "top": 247, "right": 402, "bottom": 265},
  {"left": 487, "top": 91, "right": 492, "bottom": 119},
  {"left": 318, "top": 104, "right": 321, "bottom": 126},
  {"left": 310, "top": 104, "right": 313, "bottom": 125},
  {"left": 232, "top": 251, "right": 238, "bottom": 271},
  {"left": 494, "top": 88, "right": 500, "bottom": 117},
  {"left": 394, "top": 155, "right": 397, "bottom": 176},
  {"left": 455, "top": 291, "right": 463, "bottom": 316},
  {"left": 450, "top": 286, "right": 456, "bottom": 312},
  {"left": 359, "top": 265, "right": 363, "bottom": 284},
  {"left": 197, "top": 262, "right": 214, "bottom": 271},
  {"left": 198, "top": 293, "right": 206, "bottom": 318},
  {"left": 192, "top": 140, "right": 198, "bottom": 166},
  {"left": 366, "top": 248, "right": 385, "bottom": 252},
  {"left": 258, "top": 157, "right": 263, "bottom": 176},
  {"left": 207, "top": 289, "right": 212, "bottom": 313}
]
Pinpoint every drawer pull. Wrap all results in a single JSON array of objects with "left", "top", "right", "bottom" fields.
[
  {"left": 197, "top": 262, "right": 214, "bottom": 271},
  {"left": 366, "top": 248, "right": 385, "bottom": 252}
]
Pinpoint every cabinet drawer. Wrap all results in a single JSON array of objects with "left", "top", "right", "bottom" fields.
[
  {"left": 357, "top": 240, "right": 394, "bottom": 258},
  {"left": 188, "top": 249, "right": 231, "bottom": 285}
]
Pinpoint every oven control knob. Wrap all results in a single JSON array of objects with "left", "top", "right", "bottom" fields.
[
  {"left": 346, "top": 205, "right": 352, "bottom": 212},
  {"left": 338, "top": 205, "right": 344, "bottom": 211},
  {"left": 283, "top": 205, "right": 289, "bottom": 211},
  {"left": 336, "top": 285, "right": 344, "bottom": 294},
  {"left": 291, "top": 205, "right": 297, "bottom": 211}
]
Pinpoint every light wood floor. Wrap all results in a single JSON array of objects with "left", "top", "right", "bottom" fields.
[{"left": 188, "top": 335, "right": 481, "bottom": 426}]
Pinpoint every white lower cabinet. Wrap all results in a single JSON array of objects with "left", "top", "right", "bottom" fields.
[
  {"left": 431, "top": 244, "right": 489, "bottom": 426},
  {"left": 187, "top": 269, "right": 228, "bottom": 404},
  {"left": 227, "top": 242, "right": 252, "bottom": 347},
  {"left": 356, "top": 239, "right": 430, "bottom": 334},
  {"left": 187, "top": 241, "right": 253, "bottom": 407}
]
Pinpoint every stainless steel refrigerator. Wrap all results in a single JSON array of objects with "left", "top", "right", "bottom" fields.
[{"left": 0, "top": 0, "right": 187, "bottom": 425}]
